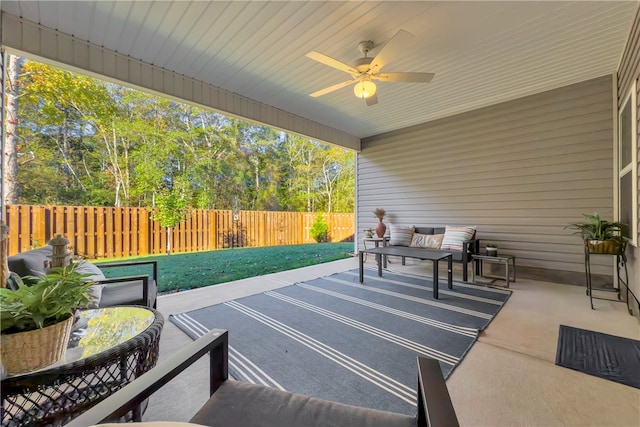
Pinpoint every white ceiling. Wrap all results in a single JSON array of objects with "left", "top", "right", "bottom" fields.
[{"left": 1, "top": 1, "right": 638, "bottom": 140}]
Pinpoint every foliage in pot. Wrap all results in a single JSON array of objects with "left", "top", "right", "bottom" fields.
[
  {"left": 565, "top": 213, "right": 628, "bottom": 254},
  {"left": 1, "top": 263, "right": 95, "bottom": 374},
  {"left": 485, "top": 244, "right": 498, "bottom": 256}
]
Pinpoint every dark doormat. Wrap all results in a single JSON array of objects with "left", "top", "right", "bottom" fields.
[{"left": 555, "top": 325, "right": 640, "bottom": 389}]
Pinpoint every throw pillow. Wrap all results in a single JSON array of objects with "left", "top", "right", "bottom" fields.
[
  {"left": 410, "top": 233, "right": 444, "bottom": 249},
  {"left": 440, "top": 226, "right": 476, "bottom": 251},
  {"left": 425, "top": 233, "right": 445, "bottom": 249},
  {"left": 409, "top": 233, "right": 429, "bottom": 248},
  {"left": 389, "top": 225, "right": 415, "bottom": 246}
]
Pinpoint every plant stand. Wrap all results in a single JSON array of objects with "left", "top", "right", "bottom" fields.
[{"left": 584, "top": 248, "right": 631, "bottom": 314}]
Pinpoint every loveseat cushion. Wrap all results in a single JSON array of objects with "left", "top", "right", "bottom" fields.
[
  {"left": 190, "top": 380, "right": 416, "bottom": 427},
  {"left": 440, "top": 226, "right": 476, "bottom": 251},
  {"left": 74, "top": 260, "right": 107, "bottom": 308},
  {"left": 7, "top": 246, "right": 53, "bottom": 279}
]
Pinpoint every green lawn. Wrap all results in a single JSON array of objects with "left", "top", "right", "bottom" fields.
[{"left": 97, "top": 243, "right": 354, "bottom": 294}]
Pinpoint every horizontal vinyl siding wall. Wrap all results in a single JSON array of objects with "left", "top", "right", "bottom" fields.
[
  {"left": 358, "top": 75, "right": 615, "bottom": 278},
  {"left": 617, "top": 5, "right": 640, "bottom": 316}
]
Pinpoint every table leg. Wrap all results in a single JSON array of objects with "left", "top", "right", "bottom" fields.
[
  {"left": 447, "top": 256, "right": 453, "bottom": 289},
  {"left": 505, "top": 261, "right": 510, "bottom": 288},
  {"left": 378, "top": 254, "right": 383, "bottom": 277},
  {"left": 359, "top": 251, "right": 364, "bottom": 283},
  {"left": 433, "top": 260, "right": 439, "bottom": 299}
]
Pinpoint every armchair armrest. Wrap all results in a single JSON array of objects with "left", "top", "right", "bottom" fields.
[
  {"left": 96, "top": 275, "right": 153, "bottom": 308},
  {"left": 98, "top": 260, "right": 158, "bottom": 282},
  {"left": 462, "top": 238, "right": 479, "bottom": 254},
  {"left": 66, "top": 329, "right": 229, "bottom": 427},
  {"left": 416, "top": 358, "right": 460, "bottom": 427}
]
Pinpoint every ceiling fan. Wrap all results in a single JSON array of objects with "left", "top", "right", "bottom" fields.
[{"left": 306, "top": 30, "right": 435, "bottom": 106}]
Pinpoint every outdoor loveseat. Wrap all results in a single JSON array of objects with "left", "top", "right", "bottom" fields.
[
  {"left": 7, "top": 245, "right": 158, "bottom": 308},
  {"left": 387, "top": 225, "right": 480, "bottom": 281},
  {"left": 68, "top": 329, "right": 459, "bottom": 427}
]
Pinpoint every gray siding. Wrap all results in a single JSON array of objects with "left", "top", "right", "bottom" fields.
[
  {"left": 617, "top": 5, "right": 640, "bottom": 318},
  {"left": 358, "top": 75, "right": 615, "bottom": 280}
]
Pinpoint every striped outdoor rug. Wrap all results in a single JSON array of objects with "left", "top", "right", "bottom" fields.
[{"left": 169, "top": 267, "right": 511, "bottom": 415}]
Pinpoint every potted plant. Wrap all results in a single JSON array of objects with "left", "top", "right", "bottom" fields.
[
  {"left": 373, "top": 208, "right": 386, "bottom": 238},
  {"left": 565, "top": 213, "right": 628, "bottom": 254},
  {"left": 485, "top": 243, "right": 498, "bottom": 256},
  {"left": 1, "top": 263, "right": 95, "bottom": 374}
]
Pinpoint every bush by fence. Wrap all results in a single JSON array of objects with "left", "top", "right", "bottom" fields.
[{"left": 5, "top": 205, "right": 354, "bottom": 259}]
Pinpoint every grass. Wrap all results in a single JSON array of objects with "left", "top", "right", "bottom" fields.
[{"left": 96, "top": 242, "right": 354, "bottom": 293}]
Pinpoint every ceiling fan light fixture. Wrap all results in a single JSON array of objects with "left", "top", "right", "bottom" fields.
[{"left": 354, "top": 80, "right": 376, "bottom": 99}]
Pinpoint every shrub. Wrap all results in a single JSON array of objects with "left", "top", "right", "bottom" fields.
[{"left": 310, "top": 214, "right": 329, "bottom": 243}]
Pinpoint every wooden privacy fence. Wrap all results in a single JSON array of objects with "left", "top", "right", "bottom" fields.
[{"left": 5, "top": 205, "right": 354, "bottom": 259}]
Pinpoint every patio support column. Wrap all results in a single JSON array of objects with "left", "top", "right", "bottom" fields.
[
  {"left": 1, "top": 48, "right": 6, "bottom": 219},
  {"left": 1, "top": 48, "right": 8, "bottom": 287}
]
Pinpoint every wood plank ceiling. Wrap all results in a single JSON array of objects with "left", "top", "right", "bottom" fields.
[{"left": 1, "top": 1, "right": 638, "bottom": 140}]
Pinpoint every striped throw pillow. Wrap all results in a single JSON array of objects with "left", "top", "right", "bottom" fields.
[
  {"left": 440, "top": 226, "right": 476, "bottom": 251},
  {"left": 389, "top": 225, "right": 415, "bottom": 246}
]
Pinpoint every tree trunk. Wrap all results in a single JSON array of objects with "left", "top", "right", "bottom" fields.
[
  {"left": 3, "top": 54, "right": 22, "bottom": 205},
  {"left": 166, "top": 226, "right": 172, "bottom": 255}
]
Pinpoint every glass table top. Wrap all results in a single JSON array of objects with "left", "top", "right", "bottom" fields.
[{"left": 2, "top": 306, "right": 155, "bottom": 378}]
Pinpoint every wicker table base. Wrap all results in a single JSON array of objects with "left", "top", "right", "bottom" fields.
[{"left": 1, "top": 306, "right": 164, "bottom": 427}]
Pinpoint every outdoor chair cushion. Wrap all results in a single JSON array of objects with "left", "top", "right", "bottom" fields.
[
  {"left": 7, "top": 246, "right": 106, "bottom": 307},
  {"left": 7, "top": 246, "right": 54, "bottom": 279},
  {"left": 190, "top": 379, "right": 416, "bottom": 427},
  {"left": 7, "top": 246, "right": 157, "bottom": 308},
  {"left": 99, "top": 279, "right": 157, "bottom": 308}
]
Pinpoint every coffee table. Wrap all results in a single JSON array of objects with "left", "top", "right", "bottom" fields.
[
  {"left": 1, "top": 306, "right": 164, "bottom": 426},
  {"left": 359, "top": 246, "right": 453, "bottom": 298}
]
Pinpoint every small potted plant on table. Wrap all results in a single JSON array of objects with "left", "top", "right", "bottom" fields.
[
  {"left": 485, "top": 244, "right": 498, "bottom": 256},
  {"left": 1, "top": 263, "right": 94, "bottom": 374}
]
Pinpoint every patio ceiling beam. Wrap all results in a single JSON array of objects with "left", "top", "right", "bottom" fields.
[{"left": 0, "top": 12, "right": 360, "bottom": 152}]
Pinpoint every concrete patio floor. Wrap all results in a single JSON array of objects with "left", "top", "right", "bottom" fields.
[{"left": 146, "top": 255, "right": 640, "bottom": 426}]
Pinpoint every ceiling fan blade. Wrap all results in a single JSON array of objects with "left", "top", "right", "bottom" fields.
[
  {"left": 373, "top": 72, "right": 435, "bottom": 83},
  {"left": 306, "top": 51, "right": 359, "bottom": 75},
  {"left": 368, "top": 29, "right": 415, "bottom": 75},
  {"left": 309, "top": 79, "right": 357, "bottom": 97},
  {"left": 365, "top": 93, "right": 378, "bottom": 106}
]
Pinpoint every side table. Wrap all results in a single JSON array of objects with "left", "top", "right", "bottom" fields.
[
  {"left": 472, "top": 254, "right": 516, "bottom": 288},
  {"left": 1, "top": 306, "right": 164, "bottom": 427},
  {"left": 363, "top": 236, "right": 389, "bottom": 268}
]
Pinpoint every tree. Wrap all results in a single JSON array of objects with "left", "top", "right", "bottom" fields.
[
  {"left": 3, "top": 54, "right": 23, "bottom": 205},
  {"left": 150, "top": 187, "right": 190, "bottom": 255},
  {"left": 6, "top": 57, "right": 356, "bottom": 212}
]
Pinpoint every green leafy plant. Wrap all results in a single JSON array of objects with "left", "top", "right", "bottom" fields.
[
  {"left": 565, "top": 213, "right": 628, "bottom": 242},
  {"left": 486, "top": 243, "right": 498, "bottom": 248},
  {"left": 310, "top": 214, "right": 329, "bottom": 243},
  {"left": 0, "top": 263, "right": 95, "bottom": 334}
]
